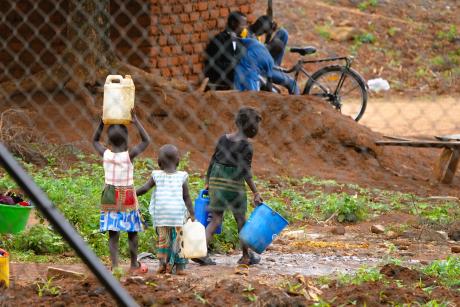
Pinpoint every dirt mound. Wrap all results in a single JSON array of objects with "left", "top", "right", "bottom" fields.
[
  {"left": 2, "top": 87, "right": 459, "bottom": 197},
  {"left": 380, "top": 264, "right": 434, "bottom": 286}
]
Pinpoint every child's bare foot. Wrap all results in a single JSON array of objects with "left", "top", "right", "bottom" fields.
[
  {"left": 237, "top": 252, "right": 261, "bottom": 266},
  {"left": 176, "top": 268, "right": 187, "bottom": 276},
  {"left": 157, "top": 265, "right": 167, "bottom": 274},
  {"left": 129, "top": 262, "right": 148, "bottom": 275}
]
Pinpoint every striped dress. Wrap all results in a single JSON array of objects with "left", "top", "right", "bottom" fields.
[
  {"left": 99, "top": 149, "right": 144, "bottom": 233},
  {"left": 149, "top": 170, "right": 188, "bottom": 227}
]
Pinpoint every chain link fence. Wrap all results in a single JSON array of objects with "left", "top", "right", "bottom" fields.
[{"left": 1, "top": 0, "right": 460, "bottom": 301}]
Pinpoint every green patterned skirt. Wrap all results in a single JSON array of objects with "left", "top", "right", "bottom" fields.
[{"left": 208, "top": 163, "right": 247, "bottom": 215}]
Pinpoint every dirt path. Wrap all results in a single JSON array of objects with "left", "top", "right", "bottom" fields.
[{"left": 361, "top": 95, "right": 460, "bottom": 137}]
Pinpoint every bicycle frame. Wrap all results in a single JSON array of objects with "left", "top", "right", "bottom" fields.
[{"left": 277, "top": 56, "right": 354, "bottom": 97}]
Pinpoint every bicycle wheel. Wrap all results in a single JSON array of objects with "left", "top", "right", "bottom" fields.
[{"left": 303, "top": 65, "right": 368, "bottom": 121}]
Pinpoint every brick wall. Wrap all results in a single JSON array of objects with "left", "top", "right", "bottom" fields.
[{"left": 150, "top": 0, "right": 256, "bottom": 81}]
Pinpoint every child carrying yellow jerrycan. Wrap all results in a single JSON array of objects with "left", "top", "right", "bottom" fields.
[{"left": 0, "top": 248, "right": 9, "bottom": 288}]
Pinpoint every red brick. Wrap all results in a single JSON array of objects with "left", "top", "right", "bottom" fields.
[
  {"left": 240, "top": 4, "right": 251, "bottom": 14},
  {"left": 172, "top": 5, "right": 183, "bottom": 14},
  {"left": 191, "top": 54, "right": 200, "bottom": 64},
  {"left": 179, "top": 14, "right": 189, "bottom": 23},
  {"left": 216, "top": 0, "right": 228, "bottom": 6},
  {"left": 199, "top": 32, "right": 209, "bottom": 42},
  {"left": 162, "top": 5, "right": 172, "bottom": 14},
  {"left": 190, "top": 12, "right": 200, "bottom": 22},
  {"left": 193, "top": 43, "right": 204, "bottom": 53},
  {"left": 200, "top": 11, "right": 210, "bottom": 20},
  {"left": 191, "top": 33, "right": 200, "bottom": 41},
  {"left": 178, "top": 34, "right": 191, "bottom": 44},
  {"left": 150, "top": 59, "right": 158, "bottom": 68},
  {"left": 192, "top": 63, "right": 203, "bottom": 74},
  {"left": 150, "top": 68, "right": 161, "bottom": 75},
  {"left": 160, "top": 16, "right": 171, "bottom": 25},
  {"left": 150, "top": 25, "right": 160, "bottom": 35},
  {"left": 170, "top": 56, "right": 180, "bottom": 66},
  {"left": 184, "top": 23, "right": 194, "bottom": 33},
  {"left": 182, "top": 65, "right": 191, "bottom": 75},
  {"left": 158, "top": 58, "right": 168, "bottom": 68},
  {"left": 209, "top": 9, "right": 219, "bottom": 19},
  {"left": 208, "top": 0, "right": 217, "bottom": 9},
  {"left": 161, "top": 25, "right": 173, "bottom": 34},
  {"left": 193, "top": 22, "right": 205, "bottom": 32},
  {"left": 151, "top": 16, "right": 159, "bottom": 25},
  {"left": 217, "top": 19, "right": 225, "bottom": 28},
  {"left": 171, "top": 66, "right": 183, "bottom": 76},
  {"left": 183, "top": 44, "right": 194, "bottom": 53},
  {"left": 151, "top": 6, "right": 160, "bottom": 14},
  {"left": 226, "top": 0, "right": 236, "bottom": 6},
  {"left": 184, "top": 3, "right": 192, "bottom": 12},
  {"left": 161, "top": 46, "right": 173, "bottom": 56},
  {"left": 219, "top": 8, "right": 229, "bottom": 17},
  {"left": 207, "top": 19, "right": 217, "bottom": 28},
  {"left": 172, "top": 45, "right": 182, "bottom": 54},
  {"left": 173, "top": 26, "right": 183, "bottom": 34},
  {"left": 150, "top": 46, "right": 160, "bottom": 57},
  {"left": 161, "top": 68, "right": 171, "bottom": 78},
  {"left": 195, "top": 2, "right": 208, "bottom": 11},
  {"left": 158, "top": 35, "right": 168, "bottom": 46}
]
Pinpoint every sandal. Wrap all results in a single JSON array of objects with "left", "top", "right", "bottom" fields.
[
  {"left": 237, "top": 252, "right": 261, "bottom": 266},
  {"left": 191, "top": 256, "right": 216, "bottom": 266},
  {"left": 129, "top": 262, "right": 148, "bottom": 275}
]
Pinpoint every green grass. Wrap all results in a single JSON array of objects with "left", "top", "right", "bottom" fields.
[
  {"left": 338, "top": 266, "right": 384, "bottom": 285},
  {"left": 2, "top": 153, "right": 460, "bottom": 259},
  {"left": 423, "top": 257, "right": 460, "bottom": 287}
]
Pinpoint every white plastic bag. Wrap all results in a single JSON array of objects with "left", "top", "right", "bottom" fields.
[
  {"left": 181, "top": 219, "right": 207, "bottom": 259},
  {"left": 367, "top": 78, "right": 390, "bottom": 92}
]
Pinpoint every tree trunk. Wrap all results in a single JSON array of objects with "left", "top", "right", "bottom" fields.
[{"left": 67, "top": 0, "right": 115, "bottom": 85}]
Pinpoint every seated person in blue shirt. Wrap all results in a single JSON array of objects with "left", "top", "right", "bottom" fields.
[
  {"left": 248, "top": 16, "right": 299, "bottom": 95},
  {"left": 234, "top": 37, "right": 274, "bottom": 92}
]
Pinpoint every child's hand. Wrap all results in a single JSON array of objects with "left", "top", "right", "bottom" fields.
[
  {"left": 190, "top": 214, "right": 196, "bottom": 222},
  {"left": 254, "top": 192, "right": 263, "bottom": 206}
]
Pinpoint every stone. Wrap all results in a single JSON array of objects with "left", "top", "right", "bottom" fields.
[
  {"left": 448, "top": 222, "right": 460, "bottom": 241},
  {"left": 331, "top": 226, "right": 346, "bottom": 235},
  {"left": 371, "top": 224, "right": 385, "bottom": 234},
  {"left": 329, "top": 26, "right": 361, "bottom": 42},
  {"left": 451, "top": 246, "right": 460, "bottom": 253},
  {"left": 47, "top": 267, "right": 85, "bottom": 280},
  {"left": 386, "top": 230, "right": 399, "bottom": 239}
]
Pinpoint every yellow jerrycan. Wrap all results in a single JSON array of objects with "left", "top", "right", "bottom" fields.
[
  {"left": 181, "top": 219, "right": 207, "bottom": 259},
  {"left": 102, "top": 75, "right": 135, "bottom": 125}
]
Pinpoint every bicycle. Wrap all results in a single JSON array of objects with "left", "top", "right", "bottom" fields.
[{"left": 271, "top": 46, "right": 368, "bottom": 121}]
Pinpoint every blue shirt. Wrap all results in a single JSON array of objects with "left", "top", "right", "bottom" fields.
[{"left": 234, "top": 38, "right": 274, "bottom": 91}]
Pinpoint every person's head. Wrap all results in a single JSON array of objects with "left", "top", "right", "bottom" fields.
[
  {"left": 158, "top": 144, "right": 180, "bottom": 171},
  {"left": 235, "top": 107, "right": 262, "bottom": 138},
  {"left": 107, "top": 124, "right": 128, "bottom": 148},
  {"left": 249, "top": 15, "right": 273, "bottom": 36},
  {"left": 227, "top": 11, "right": 247, "bottom": 37}
]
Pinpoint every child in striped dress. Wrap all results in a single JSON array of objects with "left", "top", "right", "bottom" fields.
[
  {"left": 93, "top": 112, "right": 150, "bottom": 274},
  {"left": 136, "top": 144, "right": 195, "bottom": 275}
]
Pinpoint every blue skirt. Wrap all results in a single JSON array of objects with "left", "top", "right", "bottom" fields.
[{"left": 100, "top": 210, "right": 144, "bottom": 232}]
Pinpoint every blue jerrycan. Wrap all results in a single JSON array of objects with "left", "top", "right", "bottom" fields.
[
  {"left": 239, "top": 203, "right": 288, "bottom": 254},
  {"left": 194, "top": 190, "right": 222, "bottom": 234}
]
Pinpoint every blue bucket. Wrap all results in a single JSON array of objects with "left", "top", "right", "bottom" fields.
[
  {"left": 194, "top": 190, "right": 222, "bottom": 234},
  {"left": 239, "top": 203, "right": 288, "bottom": 254}
]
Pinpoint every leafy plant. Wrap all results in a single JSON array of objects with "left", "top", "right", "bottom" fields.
[
  {"left": 244, "top": 293, "right": 258, "bottom": 302},
  {"left": 423, "top": 257, "right": 460, "bottom": 287},
  {"left": 12, "top": 225, "right": 68, "bottom": 255},
  {"left": 355, "top": 32, "right": 376, "bottom": 44},
  {"left": 194, "top": 292, "right": 208, "bottom": 305},
  {"left": 315, "top": 25, "right": 331, "bottom": 40},
  {"left": 321, "top": 193, "right": 367, "bottom": 223},
  {"left": 358, "top": 0, "right": 378, "bottom": 11},
  {"left": 338, "top": 267, "right": 383, "bottom": 285},
  {"left": 36, "top": 277, "right": 61, "bottom": 297},
  {"left": 437, "top": 25, "right": 458, "bottom": 42}
]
